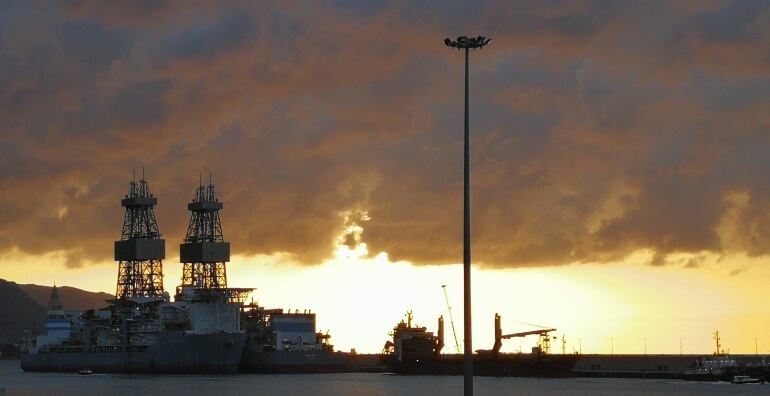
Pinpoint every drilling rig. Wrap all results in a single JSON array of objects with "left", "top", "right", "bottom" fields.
[
  {"left": 114, "top": 169, "right": 165, "bottom": 300},
  {"left": 22, "top": 172, "right": 250, "bottom": 374},
  {"left": 177, "top": 175, "right": 251, "bottom": 303},
  {"left": 180, "top": 174, "right": 229, "bottom": 290}
]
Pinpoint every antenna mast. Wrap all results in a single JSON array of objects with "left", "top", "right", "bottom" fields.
[{"left": 713, "top": 330, "right": 723, "bottom": 356}]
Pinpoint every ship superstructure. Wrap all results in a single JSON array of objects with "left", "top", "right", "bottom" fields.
[
  {"left": 30, "top": 285, "right": 80, "bottom": 352},
  {"left": 239, "top": 301, "right": 353, "bottom": 373},
  {"left": 383, "top": 311, "right": 444, "bottom": 363}
]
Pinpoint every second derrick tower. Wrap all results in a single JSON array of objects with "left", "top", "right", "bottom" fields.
[{"left": 179, "top": 176, "right": 230, "bottom": 289}]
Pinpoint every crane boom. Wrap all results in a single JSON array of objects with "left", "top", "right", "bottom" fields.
[
  {"left": 493, "top": 314, "right": 558, "bottom": 355},
  {"left": 502, "top": 328, "right": 557, "bottom": 339},
  {"left": 442, "top": 285, "right": 461, "bottom": 353}
]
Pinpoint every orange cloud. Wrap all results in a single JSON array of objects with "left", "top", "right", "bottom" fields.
[{"left": 0, "top": 1, "right": 768, "bottom": 269}]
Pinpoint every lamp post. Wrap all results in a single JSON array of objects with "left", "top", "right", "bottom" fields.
[{"left": 444, "top": 35, "right": 490, "bottom": 396}]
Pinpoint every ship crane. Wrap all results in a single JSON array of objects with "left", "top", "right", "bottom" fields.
[
  {"left": 492, "top": 313, "right": 557, "bottom": 356},
  {"left": 441, "top": 285, "right": 461, "bottom": 353},
  {"left": 502, "top": 329, "right": 558, "bottom": 339}
]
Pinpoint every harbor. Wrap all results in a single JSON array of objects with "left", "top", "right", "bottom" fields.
[
  {"left": 9, "top": 175, "right": 767, "bottom": 385},
  {"left": 1, "top": 2, "right": 769, "bottom": 394}
]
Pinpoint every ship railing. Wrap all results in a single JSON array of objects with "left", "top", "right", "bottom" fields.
[
  {"left": 89, "top": 345, "right": 150, "bottom": 353},
  {"left": 40, "top": 345, "right": 84, "bottom": 353}
]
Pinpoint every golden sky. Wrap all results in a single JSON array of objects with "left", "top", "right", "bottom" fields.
[
  {"left": 2, "top": 223, "right": 768, "bottom": 355},
  {"left": 1, "top": 1, "right": 769, "bottom": 354}
]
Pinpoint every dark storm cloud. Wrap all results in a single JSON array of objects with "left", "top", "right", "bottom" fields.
[
  {"left": 110, "top": 80, "right": 172, "bottom": 127},
  {"left": 164, "top": 12, "right": 257, "bottom": 60},
  {"left": 0, "top": 0, "right": 768, "bottom": 269},
  {"left": 55, "top": 19, "right": 133, "bottom": 70}
]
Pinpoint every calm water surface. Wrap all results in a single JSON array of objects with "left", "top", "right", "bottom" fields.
[{"left": 0, "top": 361, "right": 766, "bottom": 395}]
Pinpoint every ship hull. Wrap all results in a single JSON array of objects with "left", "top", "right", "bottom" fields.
[
  {"left": 240, "top": 349, "right": 355, "bottom": 373},
  {"left": 386, "top": 353, "right": 579, "bottom": 377},
  {"left": 21, "top": 332, "right": 246, "bottom": 374}
]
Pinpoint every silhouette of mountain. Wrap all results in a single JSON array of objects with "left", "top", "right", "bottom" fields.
[
  {"left": 0, "top": 279, "right": 45, "bottom": 344},
  {"left": 18, "top": 283, "right": 112, "bottom": 311},
  {"left": 0, "top": 279, "right": 112, "bottom": 345}
]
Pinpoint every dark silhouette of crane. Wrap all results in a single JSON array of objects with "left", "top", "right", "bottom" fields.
[
  {"left": 492, "top": 313, "right": 557, "bottom": 355},
  {"left": 442, "top": 285, "right": 461, "bottom": 353}
]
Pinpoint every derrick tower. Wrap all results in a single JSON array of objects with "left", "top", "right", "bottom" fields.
[
  {"left": 114, "top": 171, "right": 165, "bottom": 299},
  {"left": 180, "top": 175, "right": 230, "bottom": 289}
]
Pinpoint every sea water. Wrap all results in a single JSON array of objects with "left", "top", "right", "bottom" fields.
[{"left": 0, "top": 361, "right": 766, "bottom": 395}]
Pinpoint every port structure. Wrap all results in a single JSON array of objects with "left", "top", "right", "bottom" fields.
[
  {"left": 114, "top": 169, "right": 165, "bottom": 300},
  {"left": 444, "top": 34, "right": 491, "bottom": 396},
  {"left": 180, "top": 174, "right": 229, "bottom": 289}
]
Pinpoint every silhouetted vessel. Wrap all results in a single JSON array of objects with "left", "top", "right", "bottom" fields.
[
  {"left": 382, "top": 312, "right": 578, "bottom": 377},
  {"left": 21, "top": 175, "right": 248, "bottom": 374},
  {"left": 678, "top": 331, "right": 769, "bottom": 382},
  {"left": 239, "top": 301, "right": 374, "bottom": 373},
  {"left": 20, "top": 288, "right": 246, "bottom": 373}
]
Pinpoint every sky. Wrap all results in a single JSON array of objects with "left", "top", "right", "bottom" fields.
[{"left": 0, "top": 0, "right": 769, "bottom": 354}]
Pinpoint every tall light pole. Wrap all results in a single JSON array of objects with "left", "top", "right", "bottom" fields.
[{"left": 444, "top": 35, "right": 491, "bottom": 396}]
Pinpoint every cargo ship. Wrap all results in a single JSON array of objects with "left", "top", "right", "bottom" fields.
[{"left": 382, "top": 311, "right": 578, "bottom": 377}]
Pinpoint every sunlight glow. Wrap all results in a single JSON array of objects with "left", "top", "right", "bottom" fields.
[
  {"left": 2, "top": 210, "right": 769, "bottom": 355},
  {"left": 333, "top": 210, "right": 371, "bottom": 260}
]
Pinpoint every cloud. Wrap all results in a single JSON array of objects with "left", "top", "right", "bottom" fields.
[
  {"left": 684, "top": 257, "right": 705, "bottom": 269},
  {"left": 0, "top": 1, "right": 768, "bottom": 270},
  {"left": 163, "top": 12, "right": 257, "bottom": 61}
]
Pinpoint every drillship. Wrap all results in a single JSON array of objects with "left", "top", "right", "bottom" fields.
[
  {"left": 382, "top": 311, "right": 578, "bottom": 377},
  {"left": 175, "top": 176, "right": 363, "bottom": 373},
  {"left": 21, "top": 173, "right": 249, "bottom": 373}
]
